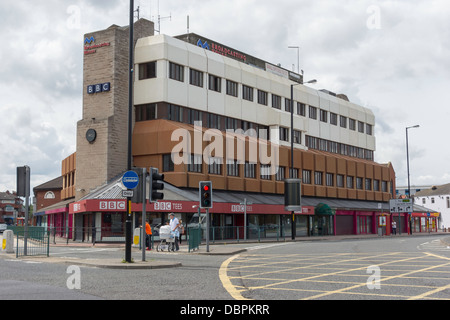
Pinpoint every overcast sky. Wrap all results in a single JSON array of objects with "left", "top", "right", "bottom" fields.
[{"left": 1, "top": 0, "right": 449, "bottom": 195}]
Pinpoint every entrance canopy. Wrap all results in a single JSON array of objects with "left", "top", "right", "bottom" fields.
[{"left": 315, "top": 203, "right": 335, "bottom": 216}]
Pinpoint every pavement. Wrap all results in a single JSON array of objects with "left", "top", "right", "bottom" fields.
[{"left": 2, "top": 231, "right": 450, "bottom": 269}]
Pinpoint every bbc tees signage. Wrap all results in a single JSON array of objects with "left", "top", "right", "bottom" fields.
[{"left": 69, "top": 198, "right": 315, "bottom": 215}]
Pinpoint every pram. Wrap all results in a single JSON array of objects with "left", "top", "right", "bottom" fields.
[{"left": 156, "top": 225, "right": 175, "bottom": 252}]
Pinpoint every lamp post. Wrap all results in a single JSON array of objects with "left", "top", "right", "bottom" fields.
[
  {"left": 125, "top": 0, "right": 135, "bottom": 263},
  {"left": 406, "top": 124, "right": 420, "bottom": 235},
  {"left": 290, "top": 79, "right": 316, "bottom": 240}
]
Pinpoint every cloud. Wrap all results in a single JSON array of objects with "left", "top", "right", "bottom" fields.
[{"left": 1, "top": 0, "right": 450, "bottom": 194}]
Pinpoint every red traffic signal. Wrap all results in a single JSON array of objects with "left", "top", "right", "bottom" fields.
[{"left": 199, "top": 181, "right": 213, "bottom": 209}]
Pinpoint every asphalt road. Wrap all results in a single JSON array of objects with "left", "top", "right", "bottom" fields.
[
  {"left": 221, "top": 236, "right": 450, "bottom": 300},
  {"left": 1, "top": 235, "right": 449, "bottom": 306}
]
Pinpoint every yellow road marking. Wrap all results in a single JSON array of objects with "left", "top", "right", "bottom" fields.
[{"left": 219, "top": 254, "right": 249, "bottom": 300}]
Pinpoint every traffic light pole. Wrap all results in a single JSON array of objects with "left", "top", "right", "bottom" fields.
[
  {"left": 206, "top": 208, "right": 210, "bottom": 253},
  {"left": 141, "top": 168, "right": 147, "bottom": 262}
]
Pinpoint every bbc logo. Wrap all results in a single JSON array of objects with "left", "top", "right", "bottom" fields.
[{"left": 87, "top": 82, "right": 111, "bottom": 94}]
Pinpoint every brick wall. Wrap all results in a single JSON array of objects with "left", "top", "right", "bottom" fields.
[{"left": 76, "top": 20, "right": 154, "bottom": 200}]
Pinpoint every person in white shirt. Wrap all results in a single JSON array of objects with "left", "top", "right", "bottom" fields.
[{"left": 169, "top": 213, "right": 180, "bottom": 251}]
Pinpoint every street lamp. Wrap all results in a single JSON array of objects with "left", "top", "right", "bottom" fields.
[
  {"left": 289, "top": 79, "right": 317, "bottom": 240},
  {"left": 406, "top": 124, "right": 420, "bottom": 234}
]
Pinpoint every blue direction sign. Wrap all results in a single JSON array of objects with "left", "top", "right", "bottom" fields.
[{"left": 122, "top": 171, "right": 139, "bottom": 189}]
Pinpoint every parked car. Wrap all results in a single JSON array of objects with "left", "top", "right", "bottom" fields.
[{"left": 0, "top": 223, "right": 7, "bottom": 233}]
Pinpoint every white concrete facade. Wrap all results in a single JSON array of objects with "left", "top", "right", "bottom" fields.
[
  {"left": 415, "top": 193, "right": 450, "bottom": 229},
  {"left": 134, "top": 34, "right": 376, "bottom": 155}
]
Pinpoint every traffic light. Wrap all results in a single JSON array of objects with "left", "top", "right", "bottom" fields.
[
  {"left": 131, "top": 168, "right": 145, "bottom": 203},
  {"left": 199, "top": 181, "right": 213, "bottom": 209},
  {"left": 149, "top": 167, "right": 164, "bottom": 202}
]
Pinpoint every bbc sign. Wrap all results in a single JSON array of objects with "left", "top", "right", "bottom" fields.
[{"left": 87, "top": 82, "right": 111, "bottom": 94}]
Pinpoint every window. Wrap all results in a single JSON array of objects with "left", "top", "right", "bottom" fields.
[
  {"left": 188, "top": 154, "right": 202, "bottom": 173},
  {"left": 225, "top": 117, "right": 238, "bottom": 130},
  {"left": 358, "top": 121, "right": 365, "bottom": 133},
  {"left": 207, "top": 113, "right": 221, "bottom": 130},
  {"left": 289, "top": 168, "right": 299, "bottom": 179},
  {"left": 187, "top": 109, "right": 202, "bottom": 125},
  {"left": 189, "top": 69, "right": 203, "bottom": 87},
  {"left": 320, "top": 110, "right": 328, "bottom": 123},
  {"left": 302, "top": 170, "right": 311, "bottom": 184},
  {"left": 227, "top": 159, "right": 239, "bottom": 177},
  {"left": 169, "top": 62, "right": 184, "bottom": 82},
  {"left": 272, "top": 94, "right": 282, "bottom": 109},
  {"left": 208, "top": 74, "right": 221, "bottom": 92},
  {"left": 279, "top": 127, "right": 289, "bottom": 142},
  {"left": 226, "top": 80, "right": 238, "bottom": 97},
  {"left": 349, "top": 118, "right": 356, "bottom": 131},
  {"left": 276, "top": 167, "right": 285, "bottom": 181},
  {"left": 347, "top": 176, "right": 354, "bottom": 189},
  {"left": 337, "top": 174, "right": 344, "bottom": 188},
  {"left": 244, "top": 162, "right": 256, "bottom": 178},
  {"left": 293, "top": 130, "right": 301, "bottom": 144},
  {"left": 365, "top": 178, "right": 372, "bottom": 190},
  {"left": 309, "top": 106, "right": 317, "bottom": 119},
  {"left": 44, "top": 191, "right": 55, "bottom": 199},
  {"left": 422, "top": 198, "right": 426, "bottom": 205},
  {"left": 381, "top": 181, "right": 387, "bottom": 192},
  {"left": 431, "top": 197, "right": 435, "bottom": 204},
  {"left": 314, "top": 171, "right": 323, "bottom": 185},
  {"left": 374, "top": 179, "right": 380, "bottom": 191},
  {"left": 356, "top": 177, "right": 363, "bottom": 190},
  {"left": 285, "top": 98, "right": 292, "bottom": 112},
  {"left": 340, "top": 115, "right": 347, "bottom": 128},
  {"left": 208, "top": 157, "right": 222, "bottom": 175},
  {"left": 168, "top": 104, "right": 183, "bottom": 122},
  {"left": 326, "top": 173, "right": 334, "bottom": 186},
  {"left": 257, "top": 90, "right": 268, "bottom": 105},
  {"left": 242, "top": 85, "right": 254, "bottom": 101},
  {"left": 297, "top": 103, "right": 306, "bottom": 116},
  {"left": 163, "top": 154, "right": 174, "bottom": 172},
  {"left": 136, "top": 103, "right": 157, "bottom": 122},
  {"left": 366, "top": 124, "right": 373, "bottom": 136},
  {"left": 139, "top": 61, "right": 156, "bottom": 80},
  {"left": 260, "top": 165, "right": 272, "bottom": 180},
  {"left": 330, "top": 112, "right": 338, "bottom": 125}
]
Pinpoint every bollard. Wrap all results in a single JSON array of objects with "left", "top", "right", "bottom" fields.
[{"left": 2, "top": 230, "right": 14, "bottom": 254}]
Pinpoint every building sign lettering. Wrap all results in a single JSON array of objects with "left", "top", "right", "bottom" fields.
[
  {"left": 84, "top": 36, "right": 111, "bottom": 55},
  {"left": 87, "top": 82, "right": 110, "bottom": 94}
]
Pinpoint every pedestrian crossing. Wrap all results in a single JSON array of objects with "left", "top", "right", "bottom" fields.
[{"left": 417, "top": 239, "right": 450, "bottom": 252}]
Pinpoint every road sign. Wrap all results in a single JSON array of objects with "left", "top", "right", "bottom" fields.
[
  {"left": 389, "top": 199, "right": 413, "bottom": 213},
  {"left": 122, "top": 170, "right": 139, "bottom": 190},
  {"left": 122, "top": 190, "right": 134, "bottom": 198}
]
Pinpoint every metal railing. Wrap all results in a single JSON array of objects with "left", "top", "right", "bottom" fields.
[
  {"left": 38, "top": 225, "right": 289, "bottom": 247},
  {"left": 208, "top": 225, "right": 284, "bottom": 243},
  {"left": 188, "top": 226, "right": 202, "bottom": 252},
  {"left": 7, "top": 226, "right": 50, "bottom": 258}
]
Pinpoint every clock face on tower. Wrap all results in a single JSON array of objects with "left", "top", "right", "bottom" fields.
[{"left": 86, "top": 129, "right": 97, "bottom": 143}]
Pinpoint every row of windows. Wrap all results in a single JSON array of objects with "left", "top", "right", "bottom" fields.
[
  {"left": 305, "top": 136, "right": 374, "bottom": 161},
  {"left": 162, "top": 154, "right": 389, "bottom": 191},
  {"left": 138, "top": 61, "right": 374, "bottom": 136},
  {"left": 136, "top": 103, "right": 270, "bottom": 139},
  {"left": 420, "top": 196, "right": 450, "bottom": 208},
  {"left": 136, "top": 102, "right": 374, "bottom": 161}
]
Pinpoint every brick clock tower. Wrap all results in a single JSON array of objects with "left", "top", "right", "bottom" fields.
[{"left": 76, "top": 19, "right": 154, "bottom": 200}]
